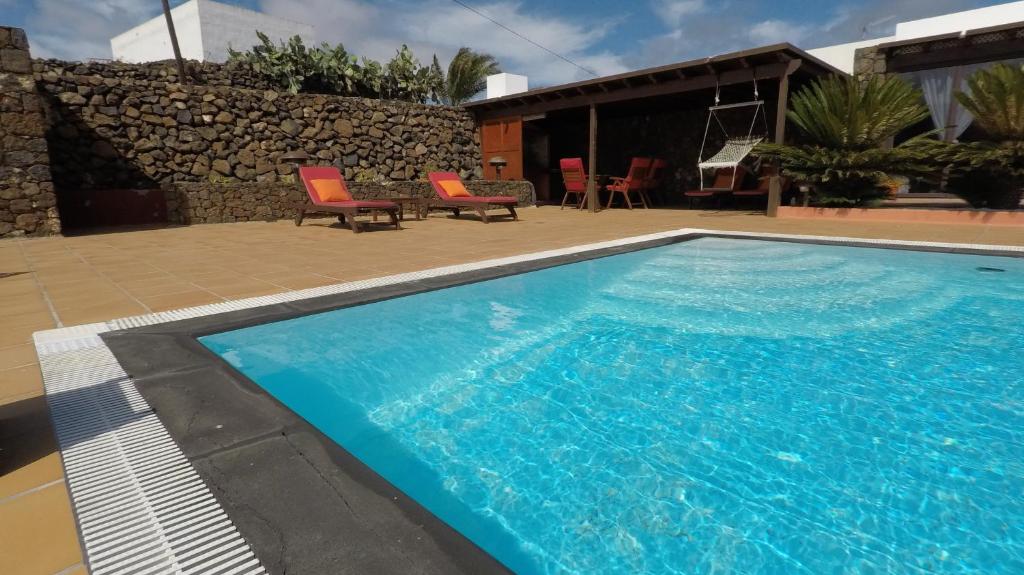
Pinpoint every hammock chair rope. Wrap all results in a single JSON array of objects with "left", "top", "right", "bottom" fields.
[{"left": 697, "top": 77, "right": 770, "bottom": 191}]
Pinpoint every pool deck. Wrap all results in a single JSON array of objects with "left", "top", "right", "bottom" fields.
[{"left": 2, "top": 206, "right": 1023, "bottom": 575}]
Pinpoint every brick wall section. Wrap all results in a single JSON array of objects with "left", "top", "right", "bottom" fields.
[
  {"left": 33, "top": 60, "right": 484, "bottom": 193},
  {"left": 169, "top": 180, "right": 535, "bottom": 224},
  {"left": 0, "top": 27, "right": 59, "bottom": 237}
]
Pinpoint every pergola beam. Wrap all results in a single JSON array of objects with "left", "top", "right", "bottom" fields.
[{"left": 476, "top": 61, "right": 796, "bottom": 119}]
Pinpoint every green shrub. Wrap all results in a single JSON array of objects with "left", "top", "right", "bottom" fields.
[
  {"left": 942, "top": 64, "right": 1024, "bottom": 209},
  {"left": 757, "top": 75, "right": 932, "bottom": 206},
  {"left": 228, "top": 32, "right": 442, "bottom": 103}
]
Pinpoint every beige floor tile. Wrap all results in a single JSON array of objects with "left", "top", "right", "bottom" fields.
[
  {"left": 0, "top": 325, "right": 49, "bottom": 350},
  {"left": 0, "top": 425, "right": 62, "bottom": 500},
  {"left": 0, "top": 345, "right": 37, "bottom": 371},
  {"left": 0, "top": 366, "right": 43, "bottom": 404},
  {"left": 192, "top": 277, "right": 281, "bottom": 298},
  {"left": 123, "top": 281, "right": 202, "bottom": 298},
  {"left": 138, "top": 290, "right": 222, "bottom": 312},
  {"left": 0, "top": 483, "right": 83, "bottom": 575},
  {"left": 56, "top": 302, "right": 149, "bottom": 326}
]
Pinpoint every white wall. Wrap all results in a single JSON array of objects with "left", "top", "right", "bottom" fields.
[
  {"left": 195, "top": 0, "right": 313, "bottom": 63},
  {"left": 808, "top": 1, "right": 1024, "bottom": 74},
  {"left": 486, "top": 73, "right": 529, "bottom": 99},
  {"left": 895, "top": 1, "right": 1024, "bottom": 37},
  {"left": 110, "top": 0, "right": 314, "bottom": 63},
  {"left": 111, "top": 0, "right": 204, "bottom": 63}
]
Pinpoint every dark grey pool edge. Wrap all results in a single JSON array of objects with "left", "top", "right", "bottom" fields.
[{"left": 36, "top": 229, "right": 1023, "bottom": 575}]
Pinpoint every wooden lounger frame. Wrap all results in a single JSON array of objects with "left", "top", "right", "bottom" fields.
[
  {"left": 294, "top": 201, "right": 401, "bottom": 233},
  {"left": 434, "top": 200, "right": 518, "bottom": 223}
]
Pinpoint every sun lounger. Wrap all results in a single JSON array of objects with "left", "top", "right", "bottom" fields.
[
  {"left": 296, "top": 166, "right": 400, "bottom": 233},
  {"left": 733, "top": 166, "right": 790, "bottom": 205},
  {"left": 427, "top": 172, "right": 518, "bottom": 223},
  {"left": 684, "top": 165, "right": 748, "bottom": 208}
]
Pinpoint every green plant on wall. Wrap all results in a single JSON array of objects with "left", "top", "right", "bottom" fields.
[
  {"left": 756, "top": 74, "right": 933, "bottom": 206},
  {"left": 938, "top": 63, "right": 1024, "bottom": 210},
  {"left": 229, "top": 34, "right": 499, "bottom": 106},
  {"left": 228, "top": 33, "right": 443, "bottom": 103}
]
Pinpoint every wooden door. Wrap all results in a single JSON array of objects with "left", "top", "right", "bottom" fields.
[{"left": 480, "top": 116, "right": 523, "bottom": 180}]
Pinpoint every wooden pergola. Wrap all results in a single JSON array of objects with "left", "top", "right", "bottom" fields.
[{"left": 465, "top": 44, "right": 842, "bottom": 214}]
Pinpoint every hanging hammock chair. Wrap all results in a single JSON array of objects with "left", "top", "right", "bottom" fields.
[{"left": 697, "top": 81, "right": 770, "bottom": 191}]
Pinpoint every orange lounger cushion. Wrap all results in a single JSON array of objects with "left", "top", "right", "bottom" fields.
[
  {"left": 310, "top": 178, "right": 353, "bottom": 202},
  {"left": 439, "top": 179, "right": 472, "bottom": 197}
]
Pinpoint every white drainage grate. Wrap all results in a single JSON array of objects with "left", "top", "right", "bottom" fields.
[
  {"left": 36, "top": 335, "right": 266, "bottom": 575},
  {"left": 32, "top": 228, "right": 1021, "bottom": 574}
]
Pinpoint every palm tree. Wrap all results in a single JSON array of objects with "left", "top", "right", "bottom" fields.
[
  {"left": 442, "top": 47, "right": 500, "bottom": 105},
  {"left": 756, "top": 74, "right": 932, "bottom": 206},
  {"left": 941, "top": 63, "right": 1024, "bottom": 209}
]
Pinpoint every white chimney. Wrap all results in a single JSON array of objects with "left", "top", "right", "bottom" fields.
[{"left": 486, "top": 73, "right": 529, "bottom": 99}]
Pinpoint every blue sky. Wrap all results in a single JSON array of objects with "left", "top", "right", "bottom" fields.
[{"left": 0, "top": 0, "right": 1006, "bottom": 83}]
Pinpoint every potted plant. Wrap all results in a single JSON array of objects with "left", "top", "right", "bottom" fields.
[
  {"left": 941, "top": 63, "right": 1024, "bottom": 210},
  {"left": 757, "top": 75, "right": 932, "bottom": 206}
]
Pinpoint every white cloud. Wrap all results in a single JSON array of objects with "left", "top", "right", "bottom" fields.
[
  {"left": 629, "top": 0, "right": 985, "bottom": 68},
  {"left": 653, "top": 0, "right": 706, "bottom": 25},
  {"left": 747, "top": 19, "right": 813, "bottom": 46},
  {"left": 26, "top": 0, "right": 160, "bottom": 59},
  {"left": 259, "top": 0, "right": 628, "bottom": 84}
]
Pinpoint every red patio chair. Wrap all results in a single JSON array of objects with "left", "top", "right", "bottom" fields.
[
  {"left": 642, "top": 158, "right": 667, "bottom": 206},
  {"left": 606, "top": 157, "right": 651, "bottom": 209},
  {"left": 427, "top": 172, "right": 518, "bottom": 223},
  {"left": 733, "top": 166, "right": 790, "bottom": 206},
  {"left": 684, "top": 165, "right": 748, "bottom": 208},
  {"left": 559, "top": 157, "right": 590, "bottom": 209},
  {"left": 296, "top": 166, "right": 401, "bottom": 233}
]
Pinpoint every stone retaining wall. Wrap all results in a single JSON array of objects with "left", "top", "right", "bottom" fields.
[
  {"left": 0, "top": 27, "right": 59, "bottom": 237},
  {"left": 169, "top": 180, "right": 535, "bottom": 224},
  {"left": 34, "top": 64, "right": 483, "bottom": 193},
  {"left": 34, "top": 58, "right": 274, "bottom": 92}
]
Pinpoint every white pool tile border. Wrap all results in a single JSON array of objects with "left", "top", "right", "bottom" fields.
[{"left": 32, "top": 228, "right": 1023, "bottom": 574}]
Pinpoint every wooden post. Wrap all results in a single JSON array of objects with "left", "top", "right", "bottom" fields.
[
  {"left": 587, "top": 103, "right": 598, "bottom": 212},
  {"left": 943, "top": 65, "right": 965, "bottom": 142},
  {"left": 767, "top": 59, "right": 801, "bottom": 217},
  {"left": 161, "top": 0, "right": 189, "bottom": 86}
]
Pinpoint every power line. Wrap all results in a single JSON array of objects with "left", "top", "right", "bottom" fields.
[{"left": 448, "top": 0, "right": 598, "bottom": 78}]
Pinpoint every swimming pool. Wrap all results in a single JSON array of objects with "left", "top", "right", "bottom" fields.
[{"left": 201, "top": 237, "right": 1024, "bottom": 574}]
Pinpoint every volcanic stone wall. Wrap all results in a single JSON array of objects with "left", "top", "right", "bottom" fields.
[
  {"left": 0, "top": 27, "right": 59, "bottom": 237},
  {"left": 33, "top": 59, "right": 483, "bottom": 194}
]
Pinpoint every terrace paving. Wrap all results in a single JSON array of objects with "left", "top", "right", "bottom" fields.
[{"left": 1, "top": 205, "right": 1022, "bottom": 574}]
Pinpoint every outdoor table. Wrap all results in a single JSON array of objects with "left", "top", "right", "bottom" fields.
[{"left": 371, "top": 196, "right": 427, "bottom": 221}]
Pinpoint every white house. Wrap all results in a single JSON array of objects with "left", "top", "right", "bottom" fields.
[
  {"left": 110, "top": 0, "right": 314, "bottom": 63},
  {"left": 809, "top": 1, "right": 1024, "bottom": 74}
]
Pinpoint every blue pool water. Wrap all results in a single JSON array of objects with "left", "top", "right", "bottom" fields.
[{"left": 201, "top": 238, "right": 1024, "bottom": 574}]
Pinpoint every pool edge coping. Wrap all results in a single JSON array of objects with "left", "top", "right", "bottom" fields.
[{"left": 32, "top": 228, "right": 1024, "bottom": 574}]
